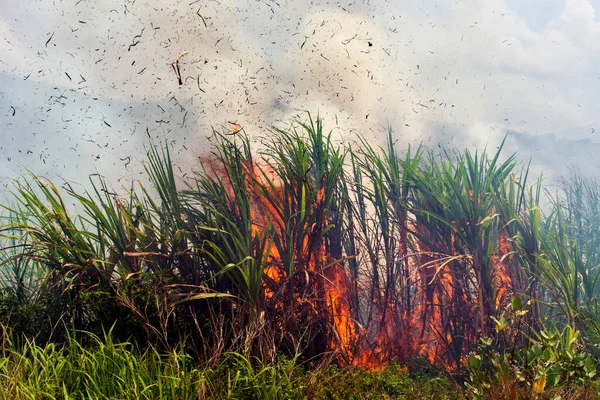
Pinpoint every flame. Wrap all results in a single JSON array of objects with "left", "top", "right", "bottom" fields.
[
  {"left": 204, "top": 150, "right": 515, "bottom": 372},
  {"left": 493, "top": 234, "right": 512, "bottom": 309}
]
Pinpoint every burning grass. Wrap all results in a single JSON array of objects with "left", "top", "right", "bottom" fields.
[{"left": 1, "top": 114, "right": 600, "bottom": 398}]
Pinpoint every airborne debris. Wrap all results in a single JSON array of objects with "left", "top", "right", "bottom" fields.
[
  {"left": 128, "top": 28, "right": 144, "bottom": 51},
  {"left": 120, "top": 156, "right": 131, "bottom": 168},
  {"left": 226, "top": 121, "right": 243, "bottom": 135},
  {"left": 45, "top": 31, "right": 55, "bottom": 47},
  {"left": 342, "top": 34, "right": 357, "bottom": 45},
  {"left": 181, "top": 111, "right": 188, "bottom": 128},
  {"left": 171, "top": 51, "right": 188, "bottom": 85},
  {"left": 196, "top": 9, "right": 208, "bottom": 27}
]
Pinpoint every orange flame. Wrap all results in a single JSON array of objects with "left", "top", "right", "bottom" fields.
[{"left": 204, "top": 151, "right": 514, "bottom": 372}]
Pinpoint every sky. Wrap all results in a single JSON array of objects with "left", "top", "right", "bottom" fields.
[{"left": 1, "top": 0, "right": 600, "bottom": 195}]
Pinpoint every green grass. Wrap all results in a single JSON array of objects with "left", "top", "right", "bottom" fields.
[{"left": 0, "top": 326, "right": 461, "bottom": 400}]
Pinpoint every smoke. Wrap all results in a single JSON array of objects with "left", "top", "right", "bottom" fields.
[{"left": 1, "top": 0, "right": 600, "bottom": 195}]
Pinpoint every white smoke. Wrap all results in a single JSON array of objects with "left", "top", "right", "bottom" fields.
[{"left": 1, "top": 0, "right": 600, "bottom": 194}]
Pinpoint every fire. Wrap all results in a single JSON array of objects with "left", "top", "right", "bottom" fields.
[
  {"left": 493, "top": 234, "right": 512, "bottom": 309},
  {"left": 325, "top": 263, "right": 356, "bottom": 355},
  {"left": 203, "top": 141, "right": 515, "bottom": 372}
]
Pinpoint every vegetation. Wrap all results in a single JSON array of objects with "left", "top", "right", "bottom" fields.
[
  {"left": 0, "top": 326, "right": 459, "bottom": 399},
  {"left": 1, "top": 113, "right": 600, "bottom": 398}
]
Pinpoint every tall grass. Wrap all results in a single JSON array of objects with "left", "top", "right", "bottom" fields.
[
  {"left": 0, "top": 325, "right": 314, "bottom": 400},
  {"left": 1, "top": 114, "right": 600, "bottom": 383}
]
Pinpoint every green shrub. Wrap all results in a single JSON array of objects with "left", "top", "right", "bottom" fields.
[
  {"left": 306, "top": 364, "right": 460, "bottom": 399},
  {"left": 466, "top": 298, "right": 597, "bottom": 399}
]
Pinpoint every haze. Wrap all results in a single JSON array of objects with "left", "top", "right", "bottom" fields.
[{"left": 2, "top": 0, "right": 600, "bottom": 193}]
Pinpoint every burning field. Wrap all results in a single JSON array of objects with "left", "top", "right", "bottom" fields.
[
  {"left": 1, "top": 116, "right": 599, "bottom": 398},
  {"left": 194, "top": 117, "right": 524, "bottom": 369}
]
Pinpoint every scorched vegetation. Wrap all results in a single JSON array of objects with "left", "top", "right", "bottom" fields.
[{"left": 1, "top": 114, "right": 599, "bottom": 399}]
